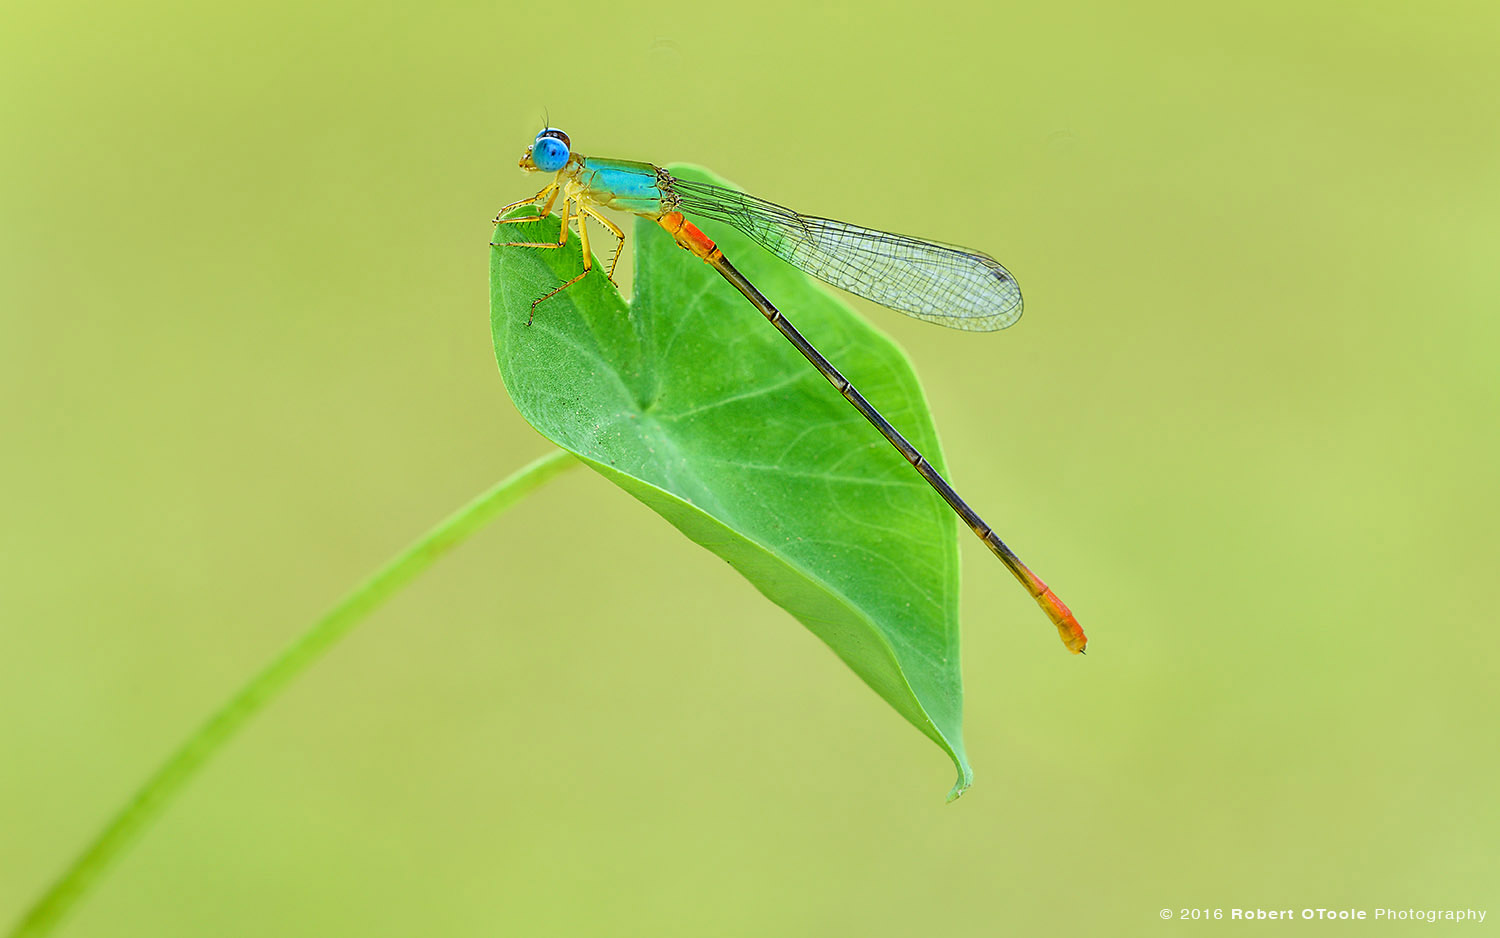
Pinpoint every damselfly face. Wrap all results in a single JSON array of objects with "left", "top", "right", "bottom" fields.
[{"left": 519, "top": 127, "right": 571, "bottom": 173}]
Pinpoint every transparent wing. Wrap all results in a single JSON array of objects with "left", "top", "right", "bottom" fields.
[{"left": 668, "top": 177, "right": 1022, "bottom": 331}]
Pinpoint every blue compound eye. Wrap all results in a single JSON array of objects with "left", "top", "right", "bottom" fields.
[{"left": 531, "top": 128, "right": 571, "bottom": 172}]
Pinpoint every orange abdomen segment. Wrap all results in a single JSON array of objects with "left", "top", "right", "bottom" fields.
[{"left": 657, "top": 211, "right": 723, "bottom": 263}]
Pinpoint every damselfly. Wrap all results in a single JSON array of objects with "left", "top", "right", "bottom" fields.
[{"left": 492, "top": 128, "right": 1086, "bottom": 654}]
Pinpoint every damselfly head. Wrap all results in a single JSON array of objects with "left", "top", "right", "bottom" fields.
[{"left": 521, "top": 128, "right": 571, "bottom": 173}]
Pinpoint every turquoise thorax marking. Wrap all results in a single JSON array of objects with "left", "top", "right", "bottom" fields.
[{"left": 578, "top": 158, "right": 672, "bottom": 215}]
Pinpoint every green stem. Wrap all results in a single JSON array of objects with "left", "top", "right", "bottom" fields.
[{"left": 8, "top": 448, "right": 579, "bottom": 938}]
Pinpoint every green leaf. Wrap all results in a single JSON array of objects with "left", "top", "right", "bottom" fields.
[{"left": 489, "top": 166, "right": 971, "bottom": 799}]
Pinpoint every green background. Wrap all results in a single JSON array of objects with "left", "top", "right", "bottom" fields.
[{"left": 3, "top": 0, "right": 1496, "bottom": 934}]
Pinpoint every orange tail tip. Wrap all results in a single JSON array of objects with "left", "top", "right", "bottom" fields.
[
  {"left": 1013, "top": 562, "right": 1087, "bottom": 654},
  {"left": 1035, "top": 585, "right": 1088, "bottom": 655}
]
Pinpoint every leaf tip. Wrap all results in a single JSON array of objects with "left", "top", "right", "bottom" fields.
[{"left": 945, "top": 763, "right": 974, "bottom": 803}]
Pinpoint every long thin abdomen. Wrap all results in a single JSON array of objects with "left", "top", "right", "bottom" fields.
[{"left": 654, "top": 211, "right": 1086, "bottom": 654}]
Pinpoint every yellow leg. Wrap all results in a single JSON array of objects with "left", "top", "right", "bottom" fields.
[
  {"left": 524, "top": 268, "right": 590, "bottom": 323},
  {"left": 490, "top": 182, "right": 559, "bottom": 227},
  {"left": 506, "top": 198, "right": 593, "bottom": 325},
  {"left": 577, "top": 206, "right": 594, "bottom": 269},
  {"left": 581, "top": 206, "right": 626, "bottom": 282},
  {"left": 497, "top": 194, "right": 574, "bottom": 252},
  {"left": 494, "top": 196, "right": 623, "bottom": 325}
]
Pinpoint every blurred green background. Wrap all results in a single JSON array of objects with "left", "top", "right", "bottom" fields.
[{"left": 3, "top": 0, "right": 1496, "bottom": 934}]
